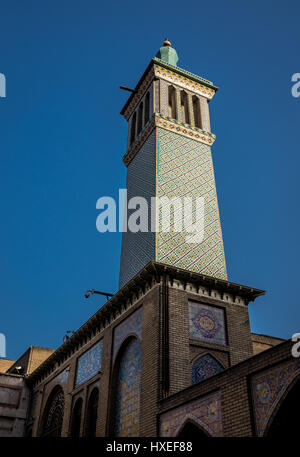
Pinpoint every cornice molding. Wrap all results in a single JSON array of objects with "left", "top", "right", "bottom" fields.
[
  {"left": 122, "top": 67, "right": 155, "bottom": 121},
  {"left": 123, "top": 113, "right": 216, "bottom": 167},
  {"left": 121, "top": 59, "right": 218, "bottom": 121},
  {"left": 154, "top": 63, "right": 216, "bottom": 100},
  {"left": 155, "top": 114, "right": 216, "bottom": 146}
]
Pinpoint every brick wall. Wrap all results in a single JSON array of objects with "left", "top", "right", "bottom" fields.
[
  {"left": 251, "top": 333, "right": 285, "bottom": 355},
  {"left": 26, "top": 264, "right": 266, "bottom": 438},
  {"left": 31, "top": 285, "right": 161, "bottom": 437},
  {"left": 159, "top": 340, "right": 297, "bottom": 437}
]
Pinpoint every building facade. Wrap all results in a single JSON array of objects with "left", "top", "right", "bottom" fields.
[
  {"left": 24, "top": 263, "right": 298, "bottom": 437},
  {"left": 1, "top": 40, "right": 299, "bottom": 438}
]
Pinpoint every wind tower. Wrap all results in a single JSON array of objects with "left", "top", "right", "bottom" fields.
[{"left": 119, "top": 39, "right": 227, "bottom": 288}]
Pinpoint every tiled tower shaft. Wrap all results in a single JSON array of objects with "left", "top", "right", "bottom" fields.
[{"left": 119, "top": 44, "right": 227, "bottom": 288}]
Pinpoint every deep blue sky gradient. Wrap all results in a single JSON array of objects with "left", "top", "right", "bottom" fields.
[{"left": 0, "top": 0, "right": 299, "bottom": 360}]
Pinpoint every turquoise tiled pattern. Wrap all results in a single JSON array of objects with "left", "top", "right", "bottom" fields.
[
  {"left": 191, "top": 353, "right": 224, "bottom": 384},
  {"left": 251, "top": 358, "right": 300, "bottom": 436},
  {"left": 156, "top": 127, "right": 227, "bottom": 279},
  {"left": 189, "top": 301, "right": 226, "bottom": 346},
  {"left": 113, "top": 308, "right": 142, "bottom": 361},
  {"left": 119, "top": 131, "right": 156, "bottom": 289},
  {"left": 75, "top": 340, "right": 103, "bottom": 387},
  {"left": 114, "top": 338, "right": 141, "bottom": 437},
  {"left": 160, "top": 391, "right": 223, "bottom": 437}
]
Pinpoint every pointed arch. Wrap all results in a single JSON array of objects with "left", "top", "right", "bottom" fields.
[
  {"left": 264, "top": 373, "right": 300, "bottom": 436},
  {"left": 191, "top": 353, "right": 224, "bottom": 384},
  {"left": 130, "top": 111, "right": 137, "bottom": 145},
  {"left": 137, "top": 102, "right": 144, "bottom": 135},
  {"left": 144, "top": 91, "right": 150, "bottom": 125},
  {"left": 41, "top": 385, "right": 65, "bottom": 437},
  {"left": 84, "top": 387, "right": 99, "bottom": 437},
  {"left": 168, "top": 85, "right": 177, "bottom": 119},
  {"left": 180, "top": 90, "right": 190, "bottom": 124},
  {"left": 192, "top": 95, "right": 202, "bottom": 129},
  {"left": 110, "top": 336, "right": 141, "bottom": 437},
  {"left": 174, "top": 414, "right": 215, "bottom": 437},
  {"left": 70, "top": 397, "right": 83, "bottom": 437}
]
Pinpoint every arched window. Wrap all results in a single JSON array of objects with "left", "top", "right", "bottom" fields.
[
  {"left": 85, "top": 388, "right": 99, "bottom": 437},
  {"left": 144, "top": 92, "right": 150, "bottom": 125},
  {"left": 191, "top": 354, "right": 224, "bottom": 384},
  {"left": 192, "top": 96, "right": 202, "bottom": 129},
  {"left": 180, "top": 91, "right": 190, "bottom": 124},
  {"left": 70, "top": 398, "right": 82, "bottom": 437},
  {"left": 168, "top": 85, "right": 177, "bottom": 119},
  {"left": 137, "top": 102, "right": 143, "bottom": 135},
  {"left": 112, "top": 337, "right": 141, "bottom": 437},
  {"left": 41, "top": 386, "right": 65, "bottom": 437},
  {"left": 130, "top": 112, "right": 136, "bottom": 145}
]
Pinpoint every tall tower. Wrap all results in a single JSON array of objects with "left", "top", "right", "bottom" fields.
[{"left": 119, "top": 40, "right": 227, "bottom": 288}]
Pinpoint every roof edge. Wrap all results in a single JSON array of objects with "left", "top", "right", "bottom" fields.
[{"left": 120, "top": 58, "right": 218, "bottom": 116}]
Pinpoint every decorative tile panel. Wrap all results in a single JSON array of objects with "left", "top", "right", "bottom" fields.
[
  {"left": 189, "top": 301, "right": 226, "bottom": 346},
  {"left": 191, "top": 353, "right": 224, "bottom": 384},
  {"left": 114, "top": 338, "right": 141, "bottom": 437},
  {"left": 190, "top": 346, "right": 229, "bottom": 367},
  {"left": 160, "top": 391, "right": 222, "bottom": 437},
  {"left": 113, "top": 308, "right": 142, "bottom": 361},
  {"left": 156, "top": 127, "right": 227, "bottom": 279},
  {"left": 251, "top": 358, "right": 300, "bottom": 436},
  {"left": 119, "top": 131, "right": 156, "bottom": 288},
  {"left": 75, "top": 340, "right": 103, "bottom": 388}
]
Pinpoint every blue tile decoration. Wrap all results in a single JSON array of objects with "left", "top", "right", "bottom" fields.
[
  {"left": 251, "top": 358, "right": 300, "bottom": 436},
  {"left": 190, "top": 345, "right": 229, "bottom": 368},
  {"left": 160, "top": 391, "right": 223, "bottom": 437},
  {"left": 114, "top": 338, "right": 141, "bottom": 437},
  {"left": 189, "top": 301, "right": 226, "bottom": 346},
  {"left": 75, "top": 340, "right": 103, "bottom": 387},
  {"left": 191, "top": 353, "right": 224, "bottom": 384},
  {"left": 113, "top": 308, "right": 142, "bottom": 360}
]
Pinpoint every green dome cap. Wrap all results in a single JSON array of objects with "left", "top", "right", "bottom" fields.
[{"left": 156, "top": 38, "right": 178, "bottom": 66}]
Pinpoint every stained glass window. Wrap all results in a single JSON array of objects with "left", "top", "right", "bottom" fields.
[{"left": 75, "top": 340, "right": 103, "bottom": 387}]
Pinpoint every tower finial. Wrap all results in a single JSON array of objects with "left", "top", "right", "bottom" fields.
[
  {"left": 163, "top": 38, "right": 171, "bottom": 47},
  {"left": 156, "top": 39, "right": 178, "bottom": 66}
]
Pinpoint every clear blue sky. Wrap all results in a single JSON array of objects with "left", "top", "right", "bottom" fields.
[{"left": 0, "top": 0, "right": 299, "bottom": 360}]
